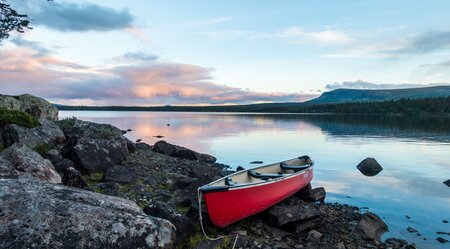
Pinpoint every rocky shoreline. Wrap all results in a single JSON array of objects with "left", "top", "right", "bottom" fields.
[{"left": 0, "top": 93, "right": 421, "bottom": 248}]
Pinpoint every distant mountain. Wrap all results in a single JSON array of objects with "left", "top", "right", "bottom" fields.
[{"left": 305, "top": 85, "right": 450, "bottom": 104}]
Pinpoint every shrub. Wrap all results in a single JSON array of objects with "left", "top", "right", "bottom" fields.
[
  {"left": 56, "top": 116, "right": 79, "bottom": 130},
  {"left": 0, "top": 108, "right": 39, "bottom": 128}
]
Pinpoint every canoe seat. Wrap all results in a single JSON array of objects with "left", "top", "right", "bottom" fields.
[
  {"left": 248, "top": 170, "right": 284, "bottom": 180},
  {"left": 280, "top": 162, "right": 310, "bottom": 172},
  {"left": 225, "top": 177, "right": 238, "bottom": 186}
]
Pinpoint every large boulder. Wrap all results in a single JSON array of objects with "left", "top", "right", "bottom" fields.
[
  {"left": 2, "top": 120, "right": 65, "bottom": 149},
  {"left": 265, "top": 197, "right": 320, "bottom": 227},
  {"left": 0, "top": 142, "right": 61, "bottom": 183},
  {"left": 355, "top": 212, "right": 388, "bottom": 241},
  {"left": 356, "top": 158, "right": 383, "bottom": 176},
  {"left": 58, "top": 119, "right": 130, "bottom": 173},
  {"left": 70, "top": 138, "right": 129, "bottom": 173},
  {"left": 16, "top": 94, "right": 59, "bottom": 121},
  {"left": 0, "top": 178, "right": 175, "bottom": 248},
  {"left": 153, "top": 140, "right": 216, "bottom": 163}
]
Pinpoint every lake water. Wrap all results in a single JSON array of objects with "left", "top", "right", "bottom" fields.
[{"left": 60, "top": 111, "right": 450, "bottom": 248}]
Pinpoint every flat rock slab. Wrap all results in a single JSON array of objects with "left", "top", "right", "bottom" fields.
[
  {"left": 265, "top": 197, "right": 320, "bottom": 227},
  {"left": 0, "top": 178, "right": 175, "bottom": 249}
]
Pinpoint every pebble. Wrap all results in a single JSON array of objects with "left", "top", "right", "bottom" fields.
[{"left": 407, "top": 227, "right": 418, "bottom": 233}]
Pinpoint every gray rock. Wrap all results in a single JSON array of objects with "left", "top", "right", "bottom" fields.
[
  {"left": 126, "top": 138, "right": 137, "bottom": 153},
  {"left": 294, "top": 217, "right": 323, "bottom": 233},
  {"left": 307, "top": 230, "right": 322, "bottom": 243},
  {"left": 436, "top": 237, "right": 449, "bottom": 243},
  {"left": 334, "top": 242, "right": 346, "bottom": 249},
  {"left": 153, "top": 140, "right": 216, "bottom": 163},
  {"left": 144, "top": 201, "right": 193, "bottom": 244},
  {"left": 297, "top": 187, "right": 326, "bottom": 203},
  {"left": 42, "top": 149, "right": 64, "bottom": 163},
  {"left": 2, "top": 120, "right": 65, "bottom": 149},
  {"left": 96, "top": 181, "right": 120, "bottom": 196},
  {"left": 0, "top": 94, "right": 23, "bottom": 110},
  {"left": 356, "top": 158, "right": 383, "bottom": 176},
  {"left": 0, "top": 143, "right": 61, "bottom": 183},
  {"left": 0, "top": 178, "right": 175, "bottom": 248},
  {"left": 356, "top": 212, "right": 388, "bottom": 241},
  {"left": 385, "top": 238, "right": 408, "bottom": 248},
  {"left": 0, "top": 157, "right": 18, "bottom": 178},
  {"left": 59, "top": 119, "right": 125, "bottom": 141},
  {"left": 136, "top": 142, "right": 152, "bottom": 150},
  {"left": 62, "top": 167, "right": 87, "bottom": 188},
  {"left": 53, "top": 158, "right": 76, "bottom": 172},
  {"left": 16, "top": 94, "right": 59, "bottom": 121},
  {"left": 265, "top": 198, "right": 320, "bottom": 227},
  {"left": 102, "top": 165, "right": 137, "bottom": 184},
  {"left": 443, "top": 179, "right": 450, "bottom": 187},
  {"left": 70, "top": 138, "right": 128, "bottom": 173}
]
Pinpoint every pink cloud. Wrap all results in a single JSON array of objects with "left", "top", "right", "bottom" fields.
[{"left": 0, "top": 45, "right": 317, "bottom": 105}]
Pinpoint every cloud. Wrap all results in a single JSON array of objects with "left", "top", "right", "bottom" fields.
[
  {"left": 9, "top": 38, "right": 52, "bottom": 56},
  {"left": 396, "top": 31, "right": 450, "bottom": 54},
  {"left": 0, "top": 45, "right": 316, "bottom": 105},
  {"left": 322, "top": 30, "right": 450, "bottom": 58},
  {"left": 250, "top": 27, "right": 353, "bottom": 45},
  {"left": 275, "top": 27, "right": 353, "bottom": 45},
  {"left": 116, "top": 51, "right": 159, "bottom": 62},
  {"left": 14, "top": 0, "right": 133, "bottom": 32},
  {"left": 325, "top": 80, "right": 447, "bottom": 90},
  {"left": 201, "top": 27, "right": 353, "bottom": 45}
]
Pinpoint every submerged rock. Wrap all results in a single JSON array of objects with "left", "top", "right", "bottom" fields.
[
  {"left": 356, "top": 212, "right": 388, "bottom": 241},
  {"left": 0, "top": 142, "right": 61, "bottom": 183},
  {"left": 153, "top": 140, "right": 216, "bottom": 163},
  {"left": 0, "top": 178, "right": 175, "bottom": 249},
  {"left": 443, "top": 179, "right": 450, "bottom": 187},
  {"left": 356, "top": 158, "right": 383, "bottom": 176}
]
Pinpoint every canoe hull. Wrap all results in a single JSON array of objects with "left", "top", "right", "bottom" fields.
[{"left": 202, "top": 167, "right": 313, "bottom": 228}]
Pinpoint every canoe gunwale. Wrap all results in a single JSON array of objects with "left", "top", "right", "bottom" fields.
[{"left": 199, "top": 158, "right": 313, "bottom": 193}]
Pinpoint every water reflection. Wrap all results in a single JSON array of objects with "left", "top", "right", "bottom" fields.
[{"left": 60, "top": 111, "right": 450, "bottom": 249}]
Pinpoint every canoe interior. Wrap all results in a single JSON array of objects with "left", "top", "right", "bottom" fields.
[{"left": 209, "top": 157, "right": 311, "bottom": 187}]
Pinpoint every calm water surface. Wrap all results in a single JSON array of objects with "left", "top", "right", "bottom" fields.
[{"left": 60, "top": 111, "right": 450, "bottom": 248}]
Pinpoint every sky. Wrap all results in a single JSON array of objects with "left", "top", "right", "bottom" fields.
[{"left": 1, "top": 0, "right": 450, "bottom": 106}]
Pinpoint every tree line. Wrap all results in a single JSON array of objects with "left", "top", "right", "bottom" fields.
[{"left": 56, "top": 96, "right": 450, "bottom": 114}]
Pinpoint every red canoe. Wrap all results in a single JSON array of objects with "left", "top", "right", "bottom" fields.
[{"left": 199, "top": 156, "right": 314, "bottom": 228}]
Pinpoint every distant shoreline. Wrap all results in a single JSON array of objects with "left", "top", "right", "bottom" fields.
[{"left": 56, "top": 96, "right": 450, "bottom": 115}]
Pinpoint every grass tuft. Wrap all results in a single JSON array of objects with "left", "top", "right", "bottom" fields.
[{"left": 0, "top": 108, "right": 39, "bottom": 128}]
